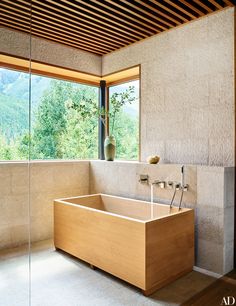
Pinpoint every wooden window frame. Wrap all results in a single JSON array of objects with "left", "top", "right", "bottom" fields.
[{"left": 0, "top": 54, "right": 141, "bottom": 161}]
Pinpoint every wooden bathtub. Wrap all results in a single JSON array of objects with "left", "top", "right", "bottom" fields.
[{"left": 54, "top": 194, "right": 194, "bottom": 296}]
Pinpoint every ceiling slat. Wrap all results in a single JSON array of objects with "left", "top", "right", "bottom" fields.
[
  {"left": 32, "top": 0, "right": 138, "bottom": 42},
  {"left": 149, "top": 0, "right": 189, "bottom": 22},
  {"left": 163, "top": 0, "right": 197, "bottom": 19},
  {"left": 118, "top": 0, "right": 175, "bottom": 28},
  {"left": 3, "top": 0, "right": 129, "bottom": 46},
  {"left": 75, "top": 0, "right": 154, "bottom": 36},
  {"left": 208, "top": 0, "right": 224, "bottom": 9},
  {"left": 44, "top": 0, "right": 145, "bottom": 40},
  {"left": 61, "top": 0, "right": 151, "bottom": 38},
  {"left": 105, "top": 0, "right": 166, "bottom": 32},
  {"left": 191, "top": 0, "right": 213, "bottom": 13},
  {"left": 179, "top": 0, "right": 205, "bottom": 16},
  {"left": 1, "top": 0, "right": 233, "bottom": 55},
  {"left": 223, "top": 0, "right": 234, "bottom": 6},
  {"left": 1, "top": 2, "right": 125, "bottom": 49},
  {"left": 89, "top": 0, "right": 158, "bottom": 33},
  {"left": 1, "top": 6, "right": 120, "bottom": 50},
  {"left": 133, "top": 0, "right": 182, "bottom": 25},
  {"left": 14, "top": 0, "right": 134, "bottom": 45}
]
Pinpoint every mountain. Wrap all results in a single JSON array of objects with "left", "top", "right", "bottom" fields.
[{"left": 0, "top": 68, "right": 51, "bottom": 139}]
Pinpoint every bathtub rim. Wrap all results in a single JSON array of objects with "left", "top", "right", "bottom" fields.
[{"left": 54, "top": 193, "right": 193, "bottom": 224}]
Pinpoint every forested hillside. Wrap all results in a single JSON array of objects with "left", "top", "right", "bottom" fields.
[{"left": 0, "top": 68, "right": 51, "bottom": 139}]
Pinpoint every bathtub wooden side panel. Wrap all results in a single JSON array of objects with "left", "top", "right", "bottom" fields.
[
  {"left": 145, "top": 210, "right": 194, "bottom": 294},
  {"left": 54, "top": 201, "right": 146, "bottom": 289}
]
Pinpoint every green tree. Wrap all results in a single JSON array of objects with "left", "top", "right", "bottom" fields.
[
  {"left": 31, "top": 80, "right": 70, "bottom": 159},
  {"left": 0, "top": 133, "right": 19, "bottom": 160},
  {"left": 30, "top": 79, "right": 98, "bottom": 159},
  {"left": 112, "top": 110, "right": 139, "bottom": 160}
]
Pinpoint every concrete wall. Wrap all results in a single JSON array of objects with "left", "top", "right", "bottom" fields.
[
  {"left": 90, "top": 161, "right": 235, "bottom": 275},
  {"left": 102, "top": 8, "right": 235, "bottom": 166},
  {"left": 0, "top": 161, "right": 89, "bottom": 249},
  {"left": 0, "top": 28, "right": 102, "bottom": 75}
]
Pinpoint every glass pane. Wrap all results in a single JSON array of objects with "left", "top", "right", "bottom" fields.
[
  {"left": 30, "top": 75, "right": 99, "bottom": 160},
  {"left": 0, "top": 68, "right": 30, "bottom": 160},
  {"left": 109, "top": 80, "right": 139, "bottom": 160},
  {"left": 0, "top": 65, "right": 30, "bottom": 305},
  {"left": 29, "top": 74, "right": 99, "bottom": 305}
]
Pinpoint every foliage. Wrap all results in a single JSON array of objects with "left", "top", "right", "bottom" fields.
[
  {"left": 112, "top": 110, "right": 139, "bottom": 160},
  {"left": 30, "top": 80, "right": 68, "bottom": 159},
  {"left": 109, "top": 86, "right": 135, "bottom": 135},
  {"left": 0, "top": 93, "right": 29, "bottom": 139},
  {"left": 0, "top": 133, "right": 21, "bottom": 160},
  {"left": 0, "top": 69, "right": 139, "bottom": 161},
  {"left": 70, "top": 85, "right": 136, "bottom": 135}
]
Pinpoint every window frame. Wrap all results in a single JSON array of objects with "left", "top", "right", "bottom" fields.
[{"left": 0, "top": 54, "right": 141, "bottom": 162}]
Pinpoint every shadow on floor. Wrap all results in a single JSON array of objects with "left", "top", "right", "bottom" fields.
[{"left": 182, "top": 270, "right": 236, "bottom": 306}]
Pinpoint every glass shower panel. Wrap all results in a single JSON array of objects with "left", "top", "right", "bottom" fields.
[
  {"left": 0, "top": 3, "right": 31, "bottom": 306},
  {"left": 0, "top": 71, "right": 31, "bottom": 304}
]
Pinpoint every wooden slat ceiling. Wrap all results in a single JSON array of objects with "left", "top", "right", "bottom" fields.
[{"left": 1, "top": 0, "right": 235, "bottom": 56}]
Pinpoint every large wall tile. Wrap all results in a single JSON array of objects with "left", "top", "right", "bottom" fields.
[
  {"left": 197, "top": 167, "right": 224, "bottom": 207},
  {"left": 196, "top": 239, "right": 223, "bottom": 274}
]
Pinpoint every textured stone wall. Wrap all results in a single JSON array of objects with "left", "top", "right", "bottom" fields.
[
  {"left": 0, "top": 161, "right": 89, "bottom": 249},
  {"left": 102, "top": 8, "right": 235, "bottom": 166},
  {"left": 90, "top": 160, "right": 234, "bottom": 275},
  {"left": 0, "top": 28, "right": 102, "bottom": 75}
]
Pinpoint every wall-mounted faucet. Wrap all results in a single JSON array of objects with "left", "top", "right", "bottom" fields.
[{"left": 139, "top": 166, "right": 189, "bottom": 210}]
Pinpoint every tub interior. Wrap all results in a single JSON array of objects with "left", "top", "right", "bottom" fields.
[{"left": 60, "top": 194, "right": 189, "bottom": 221}]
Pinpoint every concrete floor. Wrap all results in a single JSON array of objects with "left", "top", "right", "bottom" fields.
[{"left": 0, "top": 240, "right": 216, "bottom": 306}]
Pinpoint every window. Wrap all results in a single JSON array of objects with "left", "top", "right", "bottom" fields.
[
  {"left": 0, "top": 67, "right": 99, "bottom": 161},
  {"left": 108, "top": 80, "right": 139, "bottom": 160}
]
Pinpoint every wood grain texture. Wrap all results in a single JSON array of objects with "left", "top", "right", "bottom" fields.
[
  {"left": 54, "top": 199, "right": 146, "bottom": 288},
  {"left": 54, "top": 194, "right": 194, "bottom": 295},
  {"left": 1, "top": 0, "right": 234, "bottom": 55},
  {"left": 145, "top": 210, "right": 195, "bottom": 293}
]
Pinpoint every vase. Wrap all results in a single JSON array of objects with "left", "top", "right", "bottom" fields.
[{"left": 104, "top": 135, "right": 116, "bottom": 161}]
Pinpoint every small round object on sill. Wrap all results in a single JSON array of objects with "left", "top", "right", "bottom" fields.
[{"left": 147, "top": 155, "right": 160, "bottom": 164}]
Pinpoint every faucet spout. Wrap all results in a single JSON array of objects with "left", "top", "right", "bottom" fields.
[{"left": 152, "top": 180, "right": 166, "bottom": 189}]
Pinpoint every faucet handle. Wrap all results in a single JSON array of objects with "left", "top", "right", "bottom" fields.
[
  {"left": 167, "top": 181, "right": 180, "bottom": 189},
  {"left": 139, "top": 174, "right": 149, "bottom": 184},
  {"left": 175, "top": 183, "right": 181, "bottom": 190}
]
